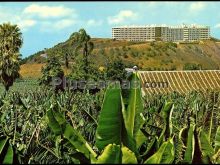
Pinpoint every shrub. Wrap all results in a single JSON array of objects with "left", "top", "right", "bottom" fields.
[
  {"left": 183, "top": 63, "right": 202, "bottom": 70},
  {"left": 170, "top": 65, "right": 177, "bottom": 70}
]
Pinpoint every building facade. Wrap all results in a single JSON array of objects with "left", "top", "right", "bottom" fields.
[{"left": 112, "top": 24, "right": 210, "bottom": 42}]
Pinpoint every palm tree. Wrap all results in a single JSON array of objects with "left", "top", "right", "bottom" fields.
[
  {"left": 0, "top": 23, "right": 23, "bottom": 92},
  {"left": 69, "top": 29, "right": 94, "bottom": 80}
]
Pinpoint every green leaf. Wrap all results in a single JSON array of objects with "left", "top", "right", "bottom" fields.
[
  {"left": 47, "top": 106, "right": 96, "bottom": 160},
  {"left": 144, "top": 138, "right": 174, "bottom": 164},
  {"left": 199, "top": 129, "right": 214, "bottom": 158},
  {"left": 3, "top": 143, "right": 13, "bottom": 164},
  {"left": 161, "top": 138, "right": 175, "bottom": 164},
  {"left": 183, "top": 124, "right": 195, "bottom": 164},
  {"left": 0, "top": 138, "right": 14, "bottom": 164},
  {"left": 122, "top": 146, "right": 138, "bottom": 164},
  {"left": 158, "top": 102, "right": 174, "bottom": 143},
  {"left": 193, "top": 128, "right": 204, "bottom": 164},
  {"left": 55, "top": 135, "right": 62, "bottom": 157},
  {"left": 122, "top": 73, "right": 144, "bottom": 137},
  {"left": 96, "top": 144, "right": 121, "bottom": 164},
  {"left": 215, "top": 126, "right": 220, "bottom": 153},
  {"left": 122, "top": 73, "right": 146, "bottom": 155},
  {"left": 47, "top": 108, "right": 62, "bottom": 135},
  {"left": 162, "top": 102, "right": 174, "bottom": 139},
  {"left": 64, "top": 123, "right": 97, "bottom": 159},
  {"left": 53, "top": 107, "right": 66, "bottom": 126},
  {"left": 0, "top": 138, "right": 8, "bottom": 154},
  {"left": 95, "top": 82, "right": 123, "bottom": 151},
  {"left": 135, "top": 129, "right": 147, "bottom": 149},
  {"left": 174, "top": 133, "right": 185, "bottom": 164},
  {"left": 140, "top": 137, "right": 157, "bottom": 160}
]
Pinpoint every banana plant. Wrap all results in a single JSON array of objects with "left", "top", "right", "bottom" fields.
[
  {"left": 199, "top": 126, "right": 220, "bottom": 164},
  {"left": 95, "top": 72, "right": 146, "bottom": 161},
  {"left": 176, "top": 105, "right": 220, "bottom": 164},
  {"left": 95, "top": 73, "right": 177, "bottom": 164},
  {"left": 47, "top": 72, "right": 177, "bottom": 164},
  {"left": 47, "top": 72, "right": 145, "bottom": 163},
  {"left": 142, "top": 101, "right": 175, "bottom": 164},
  {"left": 144, "top": 137, "right": 175, "bottom": 164},
  {"left": 47, "top": 103, "right": 97, "bottom": 163}
]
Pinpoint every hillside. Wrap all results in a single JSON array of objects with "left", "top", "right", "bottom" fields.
[{"left": 20, "top": 36, "right": 220, "bottom": 79}]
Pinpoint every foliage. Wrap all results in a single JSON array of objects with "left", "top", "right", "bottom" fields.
[
  {"left": 0, "top": 137, "right": 14, "bottom": 164},
  {"left": 0, "top": 23, "right": 23, "bottom": 91},
  {"left": 0, "top": 73, "right": 220, "bottom": 164},
  {"left": 39, "top": 56, "right": 64, "bottom": 91},
  {"left": 106, "top": 58, "right": 127, "bottom": 82},
  {"left": 69, "top": 29, "right": 95, "bottom": 81},
  {"left": 0, "top": 88, "right": 103, "bottom": 164},
  {"left": 183, "top": 63, "right": 202, "bottom": 70}
]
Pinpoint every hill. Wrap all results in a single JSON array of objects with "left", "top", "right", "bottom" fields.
[{"left": 20, "top": 35, "right": 220, "bottom": 79}]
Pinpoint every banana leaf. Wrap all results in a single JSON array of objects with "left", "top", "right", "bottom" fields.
[
  {"left": 95, "top": 82, "right": 123, "bottom": 151},
  {"left": 122, "top": 73, "right": 144, "bottom": 137},
  {"left": 47, "top": 107, "right": 97, "bottom": 160},
  {"left": 122, "top": 73, "right": 146, "bottom": 154},
  {"left": 144, "top": 137, "right": 175, "bottom": 164},
  {"left": 158, "top": 102, "right": 174, "bottom": 146},
  {"left": 215, "top": 126, "right": 220, "bottom": 153},
  {"left": 199, "top": 129, "right": 214, "bottom": 157},
  {"left": 2, "top": 143, "right": 13, "bottom": 164},
  {"left": 0, "top": 137, "right": 14, "bottom": 164},
  {"left": 95, "top": 144, "right": 121, "bottom": 164},
  {"left": 121, "top": 145, "right": 138, "bottom": 164},
  {"left": 162, "top": 102, "right": 174, "bottom": 140},
  {"left": 95, "top": 144, "right": 137, "bottom": 164},
  {"left": 47, "top": 108, "right": 63, "bottom": 135},
  {"left": 0, "top": 137, "right": 8, "bottom": 154},
  {"left": 183, "top": 123, "right": 195, "bottom": 164}
]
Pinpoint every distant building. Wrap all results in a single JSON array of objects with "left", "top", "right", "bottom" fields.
[
  {"left": 112, "top": 24, "right": 210, "bottom": 42},
  {"left": 125, "top": 66, "right": 138, "bottom": 73},
  {"left": 40, "top": 53, "right": 48, "bottom": 58}
]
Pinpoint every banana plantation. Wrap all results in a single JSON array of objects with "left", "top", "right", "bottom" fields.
[
  {"left": 0, "top": 21, "right": 220, "bottom": 164},
  {"left": 0, "top": 73, "right": 220, "bottom": 164}
]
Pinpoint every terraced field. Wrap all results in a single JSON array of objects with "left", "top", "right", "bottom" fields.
[{"left": 138, "top": 70, "right": 220, "bottom": 95}]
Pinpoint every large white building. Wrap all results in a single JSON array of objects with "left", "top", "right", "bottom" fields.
[{"left": 112, "top": 24, "right": 210, "bottom": 42}]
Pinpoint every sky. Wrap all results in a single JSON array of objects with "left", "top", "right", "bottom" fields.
[{"left": 0, "top": 1, "right": 220, "bottom": 58}]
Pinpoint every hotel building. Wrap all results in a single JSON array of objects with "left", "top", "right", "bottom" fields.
[{"left": 112, "top": 24, "right": 210, "bottom": 42}]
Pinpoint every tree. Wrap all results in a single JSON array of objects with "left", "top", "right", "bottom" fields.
[
  {"left": 106, "top": 58, "right": 127, "bottom": 82},
  {"left": 64, "top": 52, "right": 69, "bottom": 69},
  {"left": 69, "top": 29, "right": 94, "bottom": 80},
  {"left": 0, "top": 23, "right": 23, "bottom": 92},
  {"left": 40, "top": 55, "right": 64, "bottom": 92}
]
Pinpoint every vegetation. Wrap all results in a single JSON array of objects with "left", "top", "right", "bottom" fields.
[
  {"left": 1, "top": 24, "right": 220, "bottom": 164},
  {"left": 183, "top": 63, "right": 202, "bottom": 70},
  {"left": 0, "top": 23, "right": 22, "bottom": 92},
  {"left": 68, "top": 29, "right": 95, "bottom": 81},
  {"left": 20, "top": 37, "right": 220, "bottom": 76},
  {"left": 0, "top": 73, "right": 220, "bottom": 164},
  {"left": 106, "top": 58, "right": 127, "bottom": 82},
  {"left": 39, "top": 55, "right": 64, "bottom": 91},
  {"left": 39, "top": 29, "right": 128, "bottom": 91}
]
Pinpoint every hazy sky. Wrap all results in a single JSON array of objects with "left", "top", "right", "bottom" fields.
[{"left": 0, "top": 1, "right": 220, "bottom": 58}]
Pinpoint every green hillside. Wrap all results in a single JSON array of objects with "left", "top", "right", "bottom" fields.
[{"left": 22, "top": 35, "right": 220, "bottom": 71}]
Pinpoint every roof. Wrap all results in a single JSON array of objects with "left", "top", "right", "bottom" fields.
[{"left": 112, "top": 24, "right": 210, "bottom": 29}]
